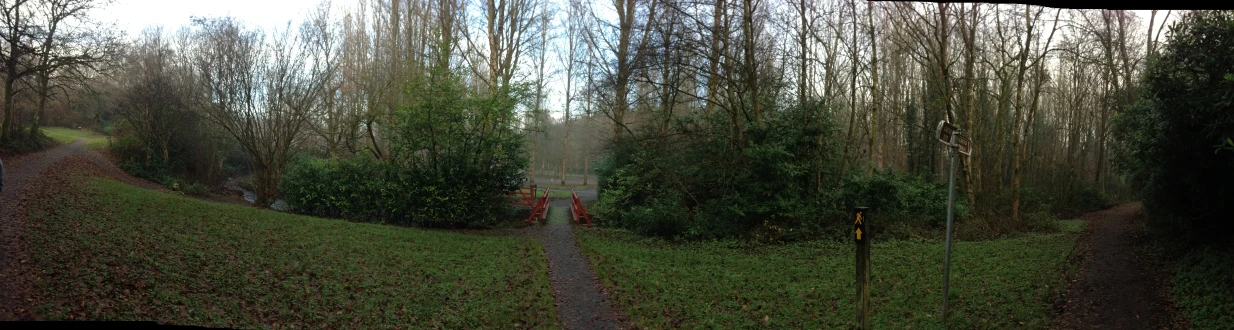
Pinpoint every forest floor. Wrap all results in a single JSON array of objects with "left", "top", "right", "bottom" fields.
[{"left": 1050, "top": 203, "right": 1190, "bottom": 330}]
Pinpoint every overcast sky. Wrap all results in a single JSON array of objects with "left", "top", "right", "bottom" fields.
[
  {"left": 97, "top": 1, "right": 1178, "bottom": 38},
  {"left": 97, "top": 0, "right": 322, "bottom": 36},
  {"left": 94, "top": 1, "right": 1182, "bottom": 120}
]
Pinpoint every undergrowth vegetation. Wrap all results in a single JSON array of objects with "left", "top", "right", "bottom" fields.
[
  {"left": 1168, "top": 243, "right": 1234, "bottom": 329},
  {"left": 108, "top": 119, "right": 244, "bottom": 197},
  {"left": 279, "top": 59, "right": 527, "bottom": 229},
  {"left": 593, "top": 104, "right": 850, "bottom": 242},
  {"left": 590, "top": 105, "right": 978, "bottom": 242}
]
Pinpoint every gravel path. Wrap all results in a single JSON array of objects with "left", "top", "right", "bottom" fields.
[
  {"left": 0, "top": 140, "right": 163, "bottom": 320},
  {"left": 534, "top": 206, "right": 628, "bottom": 330},
  {"left": 1051, "top": 203, "right": 1186, "bottom": 329}
]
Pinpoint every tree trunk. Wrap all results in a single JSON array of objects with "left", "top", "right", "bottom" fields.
[
  {"left": 0, "top": 58, "right": 16, "bottom": 143},
  {"left": 28, "top": 74, "right": 49, "bottom": 141},
  {"left": 366, "top": 120, "right": 384, "bottom": 159},
  {"left": 866, "top": 1, "right": 878, "bottom": 176},
  {"left": 961, "top": 4, "right": 978, "bottom": 211},
  {"left": 798, "top": 0, "right": 809, "bottom": 108},
  {"left": 1010, "top": 5, "right": 1034, "bottom": 224},
  {"left": 741, "top": 0, "right": 761, "bottom": 126},
  {"left": 708, "top": 0, "right": 726, "bottom": 116},
  {"left": 836, "top": 0, "right": 859, "bottom": 186}
]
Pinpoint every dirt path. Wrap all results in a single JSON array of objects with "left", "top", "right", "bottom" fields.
[
  {"left": 532, "top": 206, "right": 628, "bottom": 330},
  {"left": 0, "top": 140, "right": 163, "bottom": 320},
  {"left": 1052, "top": 203, "right": 1184, "bottom": 329}
]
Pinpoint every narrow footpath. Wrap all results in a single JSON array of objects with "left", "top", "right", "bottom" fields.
[
  {"left": 0, "top": 140, "right": 164, "bottom": 320},
  {"left": 532, "top": 199, "right": 628, "bottom": 330},
  {"left": 1052, "top": 203, "right": 1186, "bottom": 329}
]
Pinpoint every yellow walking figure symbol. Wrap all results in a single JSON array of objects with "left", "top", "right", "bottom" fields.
[{"left": 855, "top": 212, "right": 864, "bottom": 240}]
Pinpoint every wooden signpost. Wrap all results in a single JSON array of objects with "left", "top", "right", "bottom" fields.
[{"left": 854, "top": 207, "right": 871, "bottom": 330}]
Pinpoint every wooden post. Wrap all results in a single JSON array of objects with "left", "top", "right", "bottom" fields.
[{"left": 855, "top": 206, "right": 871, "bottom": 330}]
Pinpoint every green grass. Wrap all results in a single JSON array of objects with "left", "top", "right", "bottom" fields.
[
  {"left": 512, "top": 188, "right": 583, "bottom": 199},
  {"left": 41, "top": 127, "right": 108, "bottom": 149},
  {"left": 25, "top": 171, "right": 559, "bottom": 328},
  {"left": 1057, "top": 219, "right": 1085, "bottom": 233},
  {"left": 537, "top": 188, "right": 576, "bottom": 198},
  {"left": 529, "top": 183, "right": 595, "bottom": 191},
  {"left": 1168, "top": 244, "right": 1234, "bottom": 329},
  {"left": 576, "top": 222, "right": 1085, "bottom": 329}
]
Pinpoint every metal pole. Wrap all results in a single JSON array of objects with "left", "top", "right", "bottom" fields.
[{"left": 942, "top": 131, "right": 958, "bottom": 323}]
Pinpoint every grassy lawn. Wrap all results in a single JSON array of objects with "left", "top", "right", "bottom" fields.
[
  {"left": 576, "top": 220, "right": 1086, "bottom": 329},
  {"left": 41, "top": 127, "right": 109, "bottom": 149},
  {"left": 511, "top": 188, "right": 583, "bottom": 199},
  {"left": 537, "top": 188, "right": 577, "bottom": 198},
  {"left": 25, "top": 170, "right": 559, "bottom": 328},
  {"left": 529, "top": 183, "right": 595, "bottom": 191}
]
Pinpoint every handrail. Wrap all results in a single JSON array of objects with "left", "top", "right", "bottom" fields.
[{"left": 569, "top": 189, "right": 593, "bottom": 227}]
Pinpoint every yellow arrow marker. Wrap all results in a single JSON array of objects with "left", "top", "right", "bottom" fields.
[
  {"left": 854, "top": 212, "right": 863, "bottom": 225},
  {"left": 856, "top": 228, "right": 863, "bottom": 240}
]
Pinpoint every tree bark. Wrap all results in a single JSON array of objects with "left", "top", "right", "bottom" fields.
[
  {"left": 960, "top": 3, "right": 978, "bottom": 210},
  {"left": 836, "top": 0, "right": 859, "bottom": 186},
  {"left": 867, "top": 0, "right": 879, "bottom": 175}
]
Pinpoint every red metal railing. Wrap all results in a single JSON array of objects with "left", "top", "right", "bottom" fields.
[
  {"left": 527, "top": 188, "right": 550, "bottom": 224},
  {"left": 569, "top": 189, "right": 593, "bottom": 227},
  {"left": 509, "top": 185, "right": 537, "bottom": 208}
]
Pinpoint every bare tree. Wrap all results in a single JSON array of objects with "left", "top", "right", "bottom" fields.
[
  {"left": 190, "top": 17, "right": 331, "bottom": 207},
  {"left": 0, "top": 0, "right": 36, "bottom": 142},
  {"left": 27, "top": 0, "right": 114, "bottom": 140},
  {"left": 591, "top": 0, "right": 660, "bottom": 138},
  {"left": 113, "top": 27, "right": 188, "bottom": 164},
  {"left": 302, "top": 1, "right": 349, "bottom": 157},
  {"left": 557, "top": 0, "right": 584, "bottom": 185}
]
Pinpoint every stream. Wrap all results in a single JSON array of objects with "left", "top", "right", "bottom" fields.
[{"left": 224, "top": 177, "right": 289, "bottom": 211}]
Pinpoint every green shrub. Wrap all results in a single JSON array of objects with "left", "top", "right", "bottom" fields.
[
  {"left": 280, "top": 154, "right": 522, "bottom": 229},
  {"left": 1067, "top": 185, "right": 1111, "bottom": 213},
  {"left": 838, "top": 169, "right": 969, "bottom": 228},
  {"left": 593, "top": 102, "right": 844, "bottom": 241},
  {"left": 1113, "top": 11, "right": 1234, "bottom": 242},
  {"left": 184, "top": 182, "right": 210, "bottom": 197},
  {"left": 592, "top": 98, "right": 988, "bottom": 242},
  {"left": 112, "top": 133, "right": 175, "bottom": 184},
  {"left": 281, "top": 49, "right": 529, "bottom": 229}
]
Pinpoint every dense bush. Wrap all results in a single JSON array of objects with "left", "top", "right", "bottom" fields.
[
  {"left": 593, "top": 103, "right": 847, "bottom": 241},
  {"left": 592, "top": 99, "right": 977, "bottom": 242},
  {"left": 1113, "top": 11, "right": 1234, "bottom": 242},
  {"left": 1065, "top": 185, "right": 1112, "bottom": 214},
  {"left": 111, "top": 133, "right": 175, "bottom": 184},
  {"left": 109, "top": 121, "right": 230, "bottom": 195},
  {"left": 838, "top": 169, "right": 970, "bottom": 228},
  {"left": 976, "top": 186, "right": 1053, "bottom": 218},
  {"left": 281, "top": 153, "right": 523, "bottom": 229},
  {"left": 281, "top": 51, "right": 527, "bottom": 229}
]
